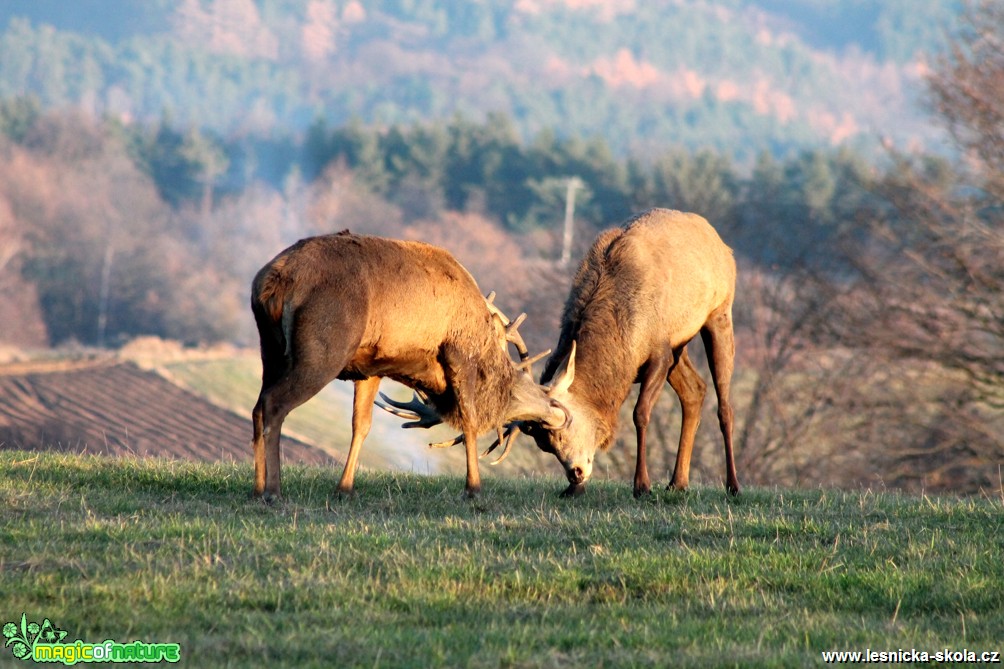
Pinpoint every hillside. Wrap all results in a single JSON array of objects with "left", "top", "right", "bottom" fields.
[
  {"left": 0, "top": 1, "right": 998, "bottom": 505},
  {"left": 0, "top": 0, "right": 959, "bottom": 161}
]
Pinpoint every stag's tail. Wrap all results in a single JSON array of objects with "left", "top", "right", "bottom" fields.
[{"left": 251, "top": 260, "right": 297, "bottom": 384}]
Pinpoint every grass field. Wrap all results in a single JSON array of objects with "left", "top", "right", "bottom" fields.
[{"left": 1, "top": 450, "right": 1002, "bottom": 668}]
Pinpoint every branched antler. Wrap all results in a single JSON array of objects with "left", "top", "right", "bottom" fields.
[
  {"left": 376, "top": 293, "right": 551, "bottom": 456},
  {"left": 516, "top": 349, "right": 550, "bottom": 374},
  {"left": 481, "top": 424, "right": 520, "bottom": 465},
  {"left": 485, "top": 291, "right": 551, "bottom": 374},
  {"left": 429, "top": 434, "right": 465, "bottom": 449},
  {"left": 374, "top": 390, "right": 442, "bottom": 429},
  {"left": 376, "top": 391, "right": 462, "bottom": 448}
]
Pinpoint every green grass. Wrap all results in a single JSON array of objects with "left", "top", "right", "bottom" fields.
[{"left": 1, "top": 450, "right": 1002, "bottom": 668}]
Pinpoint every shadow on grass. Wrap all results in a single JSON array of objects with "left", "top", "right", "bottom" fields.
[{"left": 2, "top": 448, "right": 775, "bottom": 525}]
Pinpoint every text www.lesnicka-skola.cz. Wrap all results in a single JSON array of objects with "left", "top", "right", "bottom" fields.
[{"left": 821, "top": 648, "right": 1001, "bottom": 664}]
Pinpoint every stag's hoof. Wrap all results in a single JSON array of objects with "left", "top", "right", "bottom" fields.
[
  {"left": 727, "top": 482, "right": 741, "bottom": 497},
  {"left": 462, "top": 486, "right": 481, "bottom": 500},
  {"left": 334, "top": 486, "right": 356, "bottom": 500},
  {"left": 559, "top": 483, "right": 585, "bottom": 498},
  {"left": 633, "top": 484, "right": 652, "bottom": 499},
  {"left": 666, "top": 480, "right": 689, "bottom": 493},
  {"left": 252, "top": 490, "right": 281, "bottom": 506}
]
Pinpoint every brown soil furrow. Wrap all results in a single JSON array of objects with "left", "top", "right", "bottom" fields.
[
  {"left": 20, "top": 370, "right": 149, "bottom": 452},
  {"left": 0, "top": 377, "right": 53, "bottom": 424},
  {"left": 0, "top": 362, "right": 337, "bottom": 466},
  {"left": 0, "top": 378, "right": 62, "bottom": 421},
  {"left": 27, "top": 366, "right": 234, "bottom": 457},
  {"left": 74, "top": 366, "right": 164, "bottom": 419}
]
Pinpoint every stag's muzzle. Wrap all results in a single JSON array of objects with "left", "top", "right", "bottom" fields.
[{"left": 564, "top": 458, "right": 593, "bottom": 486}]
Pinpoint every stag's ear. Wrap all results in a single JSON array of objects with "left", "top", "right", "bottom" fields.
[{"left": 548, "top": 341, "right": 576, "bottom": 396}]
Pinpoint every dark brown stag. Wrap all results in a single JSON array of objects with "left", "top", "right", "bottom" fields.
[
  {"left": 524, "top": 208, "right": 740, "bottom": 497},
  {"left": 250, "top": 231, "right": 567, "bottom": 500}
]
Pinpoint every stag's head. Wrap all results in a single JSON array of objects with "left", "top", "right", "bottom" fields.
[
  {"left": 484, "top": 295, "right": 570, "bottom": 456},
  {"left": 520, "top": 342, "right": 612, "bottom": 494},
  {"left": 377, "top": 294, "right": 570, "bottom": 460}
]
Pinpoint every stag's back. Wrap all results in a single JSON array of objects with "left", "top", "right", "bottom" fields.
[
  {"left": 546, "top": 208, "right": 734, "bottom": 381},
  {"left": 252, "top": 232, "right": 494, "bottom": 363},
  {"left": 618, "top": 208, "right": 735, "bottom": 349}
]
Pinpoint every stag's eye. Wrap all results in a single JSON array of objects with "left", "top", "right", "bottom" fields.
[{"left": 525, "top": 429, "right": 556, "bottom": 454}]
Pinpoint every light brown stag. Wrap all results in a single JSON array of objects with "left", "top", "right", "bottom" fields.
[
  {"left": 523, "top": 208, "right": 741, "bottom": 497},
  {"left": 250, "top": 230, "right": 568, "bottom": 501}
]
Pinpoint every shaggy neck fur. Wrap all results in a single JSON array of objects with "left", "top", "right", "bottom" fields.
[
  {"left": 543, "top": 227, "right": 642, "bottom": 438},
  {"left": 426, "top": 320, "right": 519, "bottom": 434}
]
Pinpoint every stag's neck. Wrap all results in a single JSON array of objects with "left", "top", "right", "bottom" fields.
[
  {"left": 471, "top": 349, "right": 520, "bottom": 429},
  {"left": 569, "top": 307, "right": 639, "bottom": 427},
  {"left": 426, "top": 332, "right": 517, "bottom": 434}
]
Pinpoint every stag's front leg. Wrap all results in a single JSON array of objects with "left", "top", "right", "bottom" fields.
[
  {"left": 337, "top": 377, "right": 382, "bottom": 496},
  {"left": 443, "top": 344, "right": 482, "bottom": 498},
  {"left": 666, "top": 348, "right": 707, "bottom": 492},
  {"left": 462, "top": 426, "right": 482, "bottom": 498},
  {"left": 632, "top": 351, "right": 673, "bottom": 498}
]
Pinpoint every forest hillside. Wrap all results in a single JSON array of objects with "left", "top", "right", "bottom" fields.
[{"left": 0, "top": 0, "right": 958, "bottom": 163}]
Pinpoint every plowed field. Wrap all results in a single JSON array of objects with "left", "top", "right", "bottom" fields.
[{"left": 0, "top": 359, "right": 336, "bottom": 465}]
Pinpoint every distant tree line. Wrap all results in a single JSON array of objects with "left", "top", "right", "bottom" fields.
[
  {"left": 0, "top": 90, "right": 946, "bottom": 362},
  {"left": 1, "top": 91, "right": 877, "bottom": 254}
]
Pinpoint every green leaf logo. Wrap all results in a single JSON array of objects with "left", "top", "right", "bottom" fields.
[
  {"left": 3, "top": 613, "right": 38, "bottom": 661},
  {"left": 2, "top": 613, "right": 66, "bottom": 661}
]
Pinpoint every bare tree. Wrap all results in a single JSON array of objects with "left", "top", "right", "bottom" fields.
[
  {"left": 928, "top": 0, "right": 1004, "bottom": 202},
  {"left": 825, "top": 1, "right": 1004, "bottom": 493}
]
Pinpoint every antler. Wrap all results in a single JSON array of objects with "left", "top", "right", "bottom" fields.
[
  {"left": 478, "top": 400, "right": 570, "bottom": 465},
  {"left": 376, "top": 391, "right": 463, "bottom": 448},
  {"left": 481, "top": 424, "right": 520, "bottom": 465},
  {"left": 376, "top": 294, "right": 550, "bottom": 457},
  {"left": 374, "top": 390, "right": 443, "bottom": 429},
  {"left": 376, "top": 396, "right": 528, "bottom": 459},
  {"left": 485, "top": 291, "right": 551, "bottom": 374},
  {"left": 376, "top": 391, "right": 466, "bottom": 448},
  {"left": 429, "top": 434, "right": 465, "bottom": 449}
]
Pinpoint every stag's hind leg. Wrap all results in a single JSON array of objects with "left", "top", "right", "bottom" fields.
[
  {"left": 253, "top": 368, "right": 335, "bottom": 501},
  {"left": 253, "top": 332, "right": 356, "bottom": 501},
  {"left": 666, "top": 347, "right": 707, "bottom": 492},
  {"left": 253, "top": 300, "right": 367, "bottom": 501},
  {"left": 336, "top": 376, "right": 382, "bottom": 496},
  {"left": 701, "top": 305, "right": 740, "bottom": 496}
]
